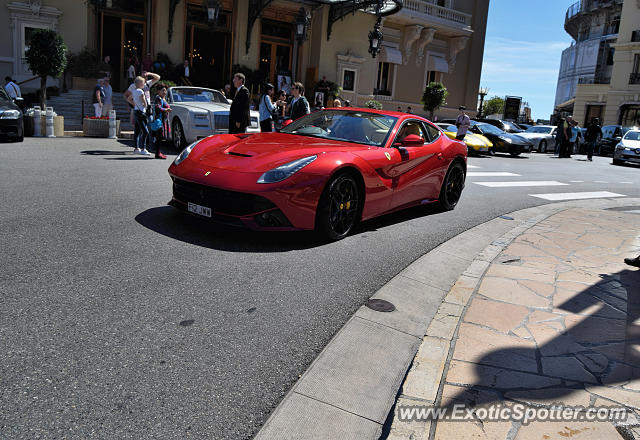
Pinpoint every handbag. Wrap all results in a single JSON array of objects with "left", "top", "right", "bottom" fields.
[{"left": 150, "top": 117, "right": 163, "bottom": 132}]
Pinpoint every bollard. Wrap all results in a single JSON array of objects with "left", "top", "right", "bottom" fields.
[
  {"left": 46, "top": 107, "right": 55, "bottom": 138},
  {"left": 33, "top": 106, "right": 42, "bottom": 137},
  {"left": 108, "top": 109, "right": 117, "bottom": 139}
]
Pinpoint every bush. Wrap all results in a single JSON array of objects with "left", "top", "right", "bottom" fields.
[
  {"left": 365, "top": 99, "right": 383, "bottom": 110},
  {"left": 67, "top": 48, "right": 103, "bottom": 79}
]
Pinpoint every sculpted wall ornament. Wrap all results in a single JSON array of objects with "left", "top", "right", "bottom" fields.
[{"left": 415, "top": 28, "right": 436, "bottom": 67}]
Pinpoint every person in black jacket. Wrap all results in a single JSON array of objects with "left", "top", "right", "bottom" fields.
[
  {"left": 288, "top": 81, "right": 310, "bottom": 121},
  {"left": 229, "top": 73, "right": 250, "bottom": 134},
  {"left": 584, "top": 118, "right": 603, "bottom": 161}
]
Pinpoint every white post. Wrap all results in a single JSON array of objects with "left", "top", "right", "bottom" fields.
[
  {"left": 46, "top": 107, "right": 55, "bottom": 138},
  {"left": 33, "top": 106, "right": 42, "bottom": 137},
  {"left": 108, "top": 109, "right": 117, "bottom": 139}
]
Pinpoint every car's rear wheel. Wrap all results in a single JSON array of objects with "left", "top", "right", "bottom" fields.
[
  {"left": 316, "top": 172, "right": 361, "bottom": 241},
  {"left": 539, "top": 140, "right": 546, "bottom": 153},
  {"left": 172, "top": 119, "right": 186, "bottom": 151},
  {"left": 438, "top": 162, "right": 465, "bottom": 211}
]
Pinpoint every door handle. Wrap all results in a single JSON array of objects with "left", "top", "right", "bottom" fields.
[{"left": 437, "top": 153, "right": 444, "bottom": 160}]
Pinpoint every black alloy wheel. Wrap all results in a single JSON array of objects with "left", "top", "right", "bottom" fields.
[
  {"left": 172, "top": 119, "right": 186, "bottom": 151},
  {"left": 438, "top": 162, "right": 465, "bottom": 211},
  {"left": 317, "top": 172, "right": 361, "bottom": 240}
]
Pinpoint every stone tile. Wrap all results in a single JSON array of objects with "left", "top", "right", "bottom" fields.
[
  {"left": 485, "top": 265, "right": 556, "bottom": 284},
  {"left": 439, "top": 383, "right": 504, "bottom": 408},
  {"left": 426, "top": 311, "right": 460, "bottom": 341},
  {"left": 591, "top": 343, "right": 629, "bottom": 363},
  {"left": 519, "top": 280, "right": 556, "bottom": 298},
  {"left": 527, "top": 323, "right": 586, "bottom": 356},
  {"left": 444, "top": 275, "right": 479, "bottom": 306},
  {"left": 575, "top": 352, "right": 609, "bottom": 374},
  {"left": 601, "top": 362, "right": 640, "bottom": 387},
  {"left": 402, "top": 337, "right": 450, "bottom": 403},
  {"left": 478, "top": 278, "right": 549, "bottom": 308},
  {"left": 452, "top": 323, "right": 537, "bottom": 373},
  {"left": 557, "top": 270, "right": 606, "bottom": 285},
  {"left": 564, "top": 315, "right": 627, "bottom": 345},
  {"left": 528, "top": 310, "right": 563, "bottom": 324},
  {"left": 433, "top": 419, "right": 512, "bottom": 440},
  {"left": 541, "top": 356, "right": 598, "bottom": 384},
  {"left": 504, "top": 387, "right": 591, "bottom": 407},
  {"left": 446, "top": 360, "right": 561, "bottom": 390},
  {"left": 464, "top": 298, "right": 529, "bottom": 333},
  {"left": 500, "top": 243, "right": 548, "bottom": 258},
  {"left": 512, "top": 326, "right": 533, "bottom": 339},
  {"left": 387, "top": 396, "right": 431, "bottom": 440},
  {"left": 438, "top": 301, "right": 465, "bottom": 317},
  {"left": 586, "top": 385, "right": 640, "bottom": 410},
  {"left": 515, "top": 420, "right": 622, "bottom": 440},
  {"left": 463, "top": 259, "right": 492, "bottom": 279}
]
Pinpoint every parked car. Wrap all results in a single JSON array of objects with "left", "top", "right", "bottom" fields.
[
  {"left": 518, "top": 123, "right": 532, "bottom": 131},
  {"left": 469, "top": 121, "right": 532, "bottom": 156},
  {"left": 436, "top": 123, "right": 491, "bottom": 155},
  {"left": 169, "top": 108, "right": 467, "bottom": 240},
  {"left": 612, "top": 129, "right": 640, "bottom": 166},
  {"left": 473, "top": 118, "right": 524, "bottom": 133},
  {"left": 0, "top": 87, "right": 24, "bottom": 142},
  {"left": 518, "top": 125, "right": 557, "bottom": 153},
  {"left": 598, "top": 125, "right": 634, "bottom": 156},
  {"left": 166, "top": 86, "right": 260, "bottom": 151}
]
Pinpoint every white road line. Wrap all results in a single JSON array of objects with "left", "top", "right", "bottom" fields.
[
  {"left": 467, "top": 172, "right": 522, "bottom": 177},
  {"left": 570, "top": 180, "right": 584, "bottom": 183},
  {"left": 594, "top": 181, "right": 608, "bottom": 183},
  {"left": 529, "top": 191, "right": 627, "bottom": 201},
  {"left": 474, "top": 181, "right": 569, "bottom": 188},
  {"left": 620, "top": 181, "right": 633, "bottom": 184},
  {"left": 624, "top": 210, "right": 640, "bottom": 214},
  {"left": 467, "top": 165, "right": 480, "bottom": 169}
]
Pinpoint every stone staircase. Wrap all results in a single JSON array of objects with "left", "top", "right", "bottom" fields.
[{"left": 46, "top": 89, "right": 133, "bottom": 131}]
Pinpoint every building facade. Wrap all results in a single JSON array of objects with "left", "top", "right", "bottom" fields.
[
  {"left": 1, "top": 0, "right": 488, "bottom": 119},
  {"left": 554, "top": 0, "right": 640, "bottom": 127}
]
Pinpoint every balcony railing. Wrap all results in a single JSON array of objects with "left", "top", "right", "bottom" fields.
[
  {"left": 401, "top": 0, "right": 471, "bottom": 26},
  {"left": 630, "top": 73, "right": 640, "bottom": 85},
  {"left": 566, "top": 0, "right": 623, "bottom": 23}
]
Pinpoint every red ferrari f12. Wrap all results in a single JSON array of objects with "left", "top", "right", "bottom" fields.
[{"left": 168, "top": 108, "right": 467, "bottom": 240}]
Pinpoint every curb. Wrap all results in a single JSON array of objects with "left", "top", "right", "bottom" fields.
[{"left": 254, "top": 197, "right": 640, "bottom": 440}]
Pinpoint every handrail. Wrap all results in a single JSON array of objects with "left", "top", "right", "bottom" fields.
[
  {"left": 401, "top": 0, "right": 471, "bottom": 26},
  {"left": 17, "top": 75, "right": 40, "bottom": 86}
]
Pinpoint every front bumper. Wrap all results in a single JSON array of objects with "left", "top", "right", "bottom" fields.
[
  {"left": 0, "top": 118, "right": 22, "bottom": 137},
  {"left": 614, "top": 148, "right": 640, "bottom": 164}
]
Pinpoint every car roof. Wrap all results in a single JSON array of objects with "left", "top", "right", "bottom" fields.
[{"left": 323, "top": 107, "right": 434, "bottom": 124}]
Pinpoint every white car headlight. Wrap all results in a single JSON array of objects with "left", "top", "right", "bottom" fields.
[
  {"left": 0, "top": 110, "right": 21, "bottom": 119},
  {"left": 257, "top": 155, "right": 317, "bottom": 184},
  {"left": 173, "top": 141, "right": 199, "bottom": 166},
  {"left": 503, "top": 137, "right": 513, "bottom": 143}
]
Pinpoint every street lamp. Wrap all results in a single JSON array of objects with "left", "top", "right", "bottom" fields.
[
  {"left": 478, "top": 86, "right": 489, "bottom": 117},
  {"left": 295, "top": 7, "right": 310, "bottom": 44},
  {"left": 368, "top": 0, "right": 384, "bottom": 58},
  {"left": 207, "top": 0, "right": 220, "bottom": 25}
]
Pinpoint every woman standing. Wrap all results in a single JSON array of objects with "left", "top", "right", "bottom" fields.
[
  {"left": 132, "top": 76, "right": 151, "bottom": 155},
  {"left": 153, "top": 83, "right": 170, "bottom": 159}
]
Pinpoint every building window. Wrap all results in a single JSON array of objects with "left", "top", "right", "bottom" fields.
[
  {"left": 620, "top": 105, "right": 640, "bottom": 127},
  {"left": 633, "top": 54, "right": 640, "bottom": 74},
  {"left": 259, "top": 19, "right": 293, "bottom": 84},
  {"left": 606, "top": 16, "right": 620, "bottom": 35},
  {"left": 342, "top": 69, "right": 355, "bottom": 92},
  {"left": 426, "top": 71, "right": 443, "bottom": 84},
  {"left": 607, "top": 48, "right": 615, "bottom": 65},
  {"left": 375, "top": 62, "right": 392, "bottom": 96}
]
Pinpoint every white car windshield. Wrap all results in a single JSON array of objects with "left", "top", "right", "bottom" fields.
[
  {"left": 171, "top": 88, "right": 227, "bottom": 104},
  {"left": 526, "top": 126, "right": 552, "bottom": 134},
  {"left": 280, "top": 110, "right": 398, "bottom": 147},
  {"left": 623, "top": 131, "right": 640, "bottom": 141}
]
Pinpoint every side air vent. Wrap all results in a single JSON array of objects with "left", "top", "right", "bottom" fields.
[{"left": 227, "top": 151, "right": 252, "bottom": 157}]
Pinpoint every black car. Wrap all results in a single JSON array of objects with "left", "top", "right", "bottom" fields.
[
  {"left": 469, "top": 121, "right": 532, "bottom": 156},
  {"left": 0, "top": 87, "right": 24, "bottom": 142},
  {"left": 597, "top": 125, "right": 633, "bottom": 156},
  {"left": 474, "top": 118, "right": 524, "bottom": 134}
]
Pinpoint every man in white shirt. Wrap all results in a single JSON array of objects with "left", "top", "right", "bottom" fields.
[
  {"left": 455, "top": 106, "right": 470, "bottom": 140},
  {"left": 4, "top": 77, "right": 21, "bottom": 99}
]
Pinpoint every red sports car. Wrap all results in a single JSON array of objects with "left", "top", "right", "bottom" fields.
[{"left": 168, "top": 108, "right": 467, "bottom": 240}]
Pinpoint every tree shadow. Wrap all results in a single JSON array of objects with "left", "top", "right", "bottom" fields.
[{"left": 440, "top": 268, "right": 640, "bottom": 412}]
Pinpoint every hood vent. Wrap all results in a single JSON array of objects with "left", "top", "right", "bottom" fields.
[{"left": 227, "top": 151, "right": 253, "bottom": 157}]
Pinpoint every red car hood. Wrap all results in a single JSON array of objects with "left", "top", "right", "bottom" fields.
[{"left": 196, "top": 133, "right": 367, "bottom": 172}]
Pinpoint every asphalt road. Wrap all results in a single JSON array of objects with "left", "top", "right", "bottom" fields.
[{"left": 2, "top": 138, "right": 640, "bottom": 439}]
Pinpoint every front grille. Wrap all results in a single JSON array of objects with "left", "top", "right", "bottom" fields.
[
  {"left": 173, "top": 178, "right": 276, "bottom": 216},
  {"left": 214, "top": 114, "right": 229, "bottom": 130}
]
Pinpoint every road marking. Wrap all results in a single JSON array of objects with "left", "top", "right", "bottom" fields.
[
  {"left": 467, "top": 172, "right": 522, "bottom": 177},
  {"left": 474, "top": 181, "right": 569, "bottom": 188},
  {"left": 529, "top": 191, "right": 627, "bottom": 201},
  {"left": 620, "top": 181, "right": 633, "bottom": 184},
  {"left": 594, "top": 181, "right": 608, "bottom": 183},
  {"left": 570, "top": 180, "right": 584, "bottom": 183},
  {"left": 467, "top": 165, "right": 480, "bottom": 169},
  {"left": 624, "top": 210, "right": 640, "bottom": 214}
]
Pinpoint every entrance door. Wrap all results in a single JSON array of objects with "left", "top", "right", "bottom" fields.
[
  {"left": 259, "top": 42, "right": 292, "bottom": 85},
  {"left": 186, "top": 25, "right": 230, "bottom": 89},
  {"left": 101, "top": 15, "right": 145, "bottom": 92}
]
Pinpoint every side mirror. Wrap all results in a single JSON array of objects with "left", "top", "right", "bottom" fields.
[
  {"left": 281, "top": 119, "right": 293, "bottom": 128},
  {"left": 395, "top": 134, "right": 425, "bottom": 147}
]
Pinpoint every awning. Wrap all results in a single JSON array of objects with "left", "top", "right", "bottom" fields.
[
  {"left": 555, "top": 98, "right": 575, "bottom": 111},
  {"left": 428, "top": 55, "right": 449, "bottom": 73},
  {"left": 379, "top": 47, "right": 403, "bottom": 64}
]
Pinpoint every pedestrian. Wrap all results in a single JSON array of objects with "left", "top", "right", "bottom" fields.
[
  {"left": 229, "top": 72, "right": 250, "bottom": 134},
  {"left": 125, "top": 71, "right": 160, "bottom": 151},
  {"left": 407, "top": 106, "right": 412, "bottom": 114},
  {"left": 92, "top": 79, "right": 105, "bottom": 118},
  {"left": 397, "top": 106, "right": 402, "bottom": 112},
  {"left": 152, "top": 83, "right": 170, "bottom": 159},
  {"left": 455, "top": 106, "right": 471, "bottom": 141},
  {"left": 132, "top": 76, "right": 151, "bottom": 155},
  {"left": 344, "top": 99, "right": 351, "bottom": 108},
  {"left": 567, "top": 119, "right": 580, "bottom": 158},
  {"left": 4, "top": 76, "right": 21, "bottom": 99},
  {"left": 584, "top": 117, "right": 602, "bottom": 161},
  {"left": 625, "top": 255, "right": 640, "bottom": 268},
  {"left": 224, "top": 84, "right": 231, "bottom": 98},
  {"left": 333, "top": 96, "right": 342, "bottom": 107},
  {"left": 258, "top": 83, "right": 280, "bottom": 133},
  {"left": 142, "top": 53, "right": 153, "bottom": 73},
  {"left": 555, "top": 115, "right": 571, "bottom": 157},
  {"left": 101, "top": 77, "right": 113, "bottom": 117},
  {"left": 127, "top": 58, "right": 137, "bottom": 87},
  {"left": 289, "top": 82, "right": 311, "bottom": 121},
  {"left": 103, "top": 55, "right": 112, "bottom": 79},
  {"left": 179, "top": 59, "right": 192, "bottom": 85}
]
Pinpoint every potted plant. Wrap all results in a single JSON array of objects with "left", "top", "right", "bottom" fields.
[
  {"left": 82, "top": 115, "right": 120, "bottom": 137},
  {"left": 67, "top": 48, "right": 105, "bottom": 90}
]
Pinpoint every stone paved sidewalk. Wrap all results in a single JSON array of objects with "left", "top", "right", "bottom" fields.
[{"left": 388, "top": 208, "right": 640, "bottom": 440}]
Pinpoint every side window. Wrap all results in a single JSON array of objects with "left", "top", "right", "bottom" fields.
[
  {"left": 395, "top": 121, "right": 427, "bottom": 144},
  {"left": 423, "top": 122, "right": 441, "bottom": 143}
]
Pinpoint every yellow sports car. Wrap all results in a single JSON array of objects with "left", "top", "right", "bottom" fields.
[{"left": 436, "top": 123, "right": 492, "bottom": 155}]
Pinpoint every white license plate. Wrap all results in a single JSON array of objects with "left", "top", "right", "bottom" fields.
[{"left": 188, "top": 202, "right": 212, "bottom": 218}]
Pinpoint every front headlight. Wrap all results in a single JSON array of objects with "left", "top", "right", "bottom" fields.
[
  {"left": 257, "top": 155, "right": 317, "bottom": 184},
  {"left": 616, "top": 144, "right": 624, "bottom": 150},
  {"left": 0, "top": 110, "right": 21, "bottom": 119},
  {"left": 173, "top": 141, "right": 199, "bottom": 166},
  {"left": 503, "top": 137, "right": 513, "bottom": 143}
]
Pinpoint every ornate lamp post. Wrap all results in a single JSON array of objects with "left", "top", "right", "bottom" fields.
[
  {"left": 295, "top": 7, "right": 311, "bottom": 44},
  {"left": 368, "top": 0, "right": 384, "bottom": 58},
  {"left": 478, "top": 86, "right": 489, "bottom": 118},
  {"left": 207, "top": 0, "right": 221, "bottom": 25}
]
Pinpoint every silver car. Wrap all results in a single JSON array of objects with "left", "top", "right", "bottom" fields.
[
  {"left": 167, "top": 86, "right": 260, "bottom": 150},
  {"left": 518, "top": 125, "right": 557, "bottom": 153},
  {"left": 613, "top": 129, "right": 640, "bottom": 166}
]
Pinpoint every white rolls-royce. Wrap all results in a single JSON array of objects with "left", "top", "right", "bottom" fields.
[{"left": 166, "top": 86, "right": 260, "bottom": 150}]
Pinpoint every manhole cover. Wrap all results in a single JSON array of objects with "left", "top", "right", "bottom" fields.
[{"left": 366, "top": 299, "right": 396, "bottom": 312}]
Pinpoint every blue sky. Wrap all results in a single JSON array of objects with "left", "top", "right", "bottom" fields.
[{"left": 480, "top": 0, "right": 575, "bottom": 120}]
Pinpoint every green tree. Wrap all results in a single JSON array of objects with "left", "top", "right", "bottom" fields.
[
  {"left": 25, "top": 29, "right": 67, "bottom": 109},
  {"left": 421, "top": 82, "right": 448, "bottom": 120},
  {"left": 482, "top": 96, "right": 505, "bottom": 117}
]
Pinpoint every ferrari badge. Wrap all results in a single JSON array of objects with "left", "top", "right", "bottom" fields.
[{"left": 385, "top": 152, "right": 391, "bottom": 161}]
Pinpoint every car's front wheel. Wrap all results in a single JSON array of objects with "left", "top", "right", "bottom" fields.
[
  {"left": 612, "top": 158, "right": 624, "bottom": 166},
  {"left": 539, "top": 140, "right": 546, "bottom": 153},
  {"left": 316, "top": 172, "right": 361, "bottom": 241},
  {"left": 438, "top": 161, "right": 465, "bottom": 211},
  {"left": 172, "top": 119, "right": 186, "bottom": 151}
]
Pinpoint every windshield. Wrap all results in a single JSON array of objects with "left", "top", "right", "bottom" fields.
[
  {"left": 502, "top": 122, "right": 522, "bottom": 132},
  {"left": 280, "top": 110, "right": 397, "bottom": 147},
  {"left": 170, "top": 88, "right": 228, "bottom": 104},
  {"left": 473, "top": 122, "right": 505, "bottom": 135},
  {"left": 623, "top": 131, "right": 640, "bottom": 141},
  {"left": 437, "top": 124, "right": 457, "bottom": 132},
  {"left": 526, "top": 126, "right": 552, "bottom": 134}
]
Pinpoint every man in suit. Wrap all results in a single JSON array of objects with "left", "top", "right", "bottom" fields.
[{"left": 229, "top": 73, "right": 250, "bottom": 134}]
